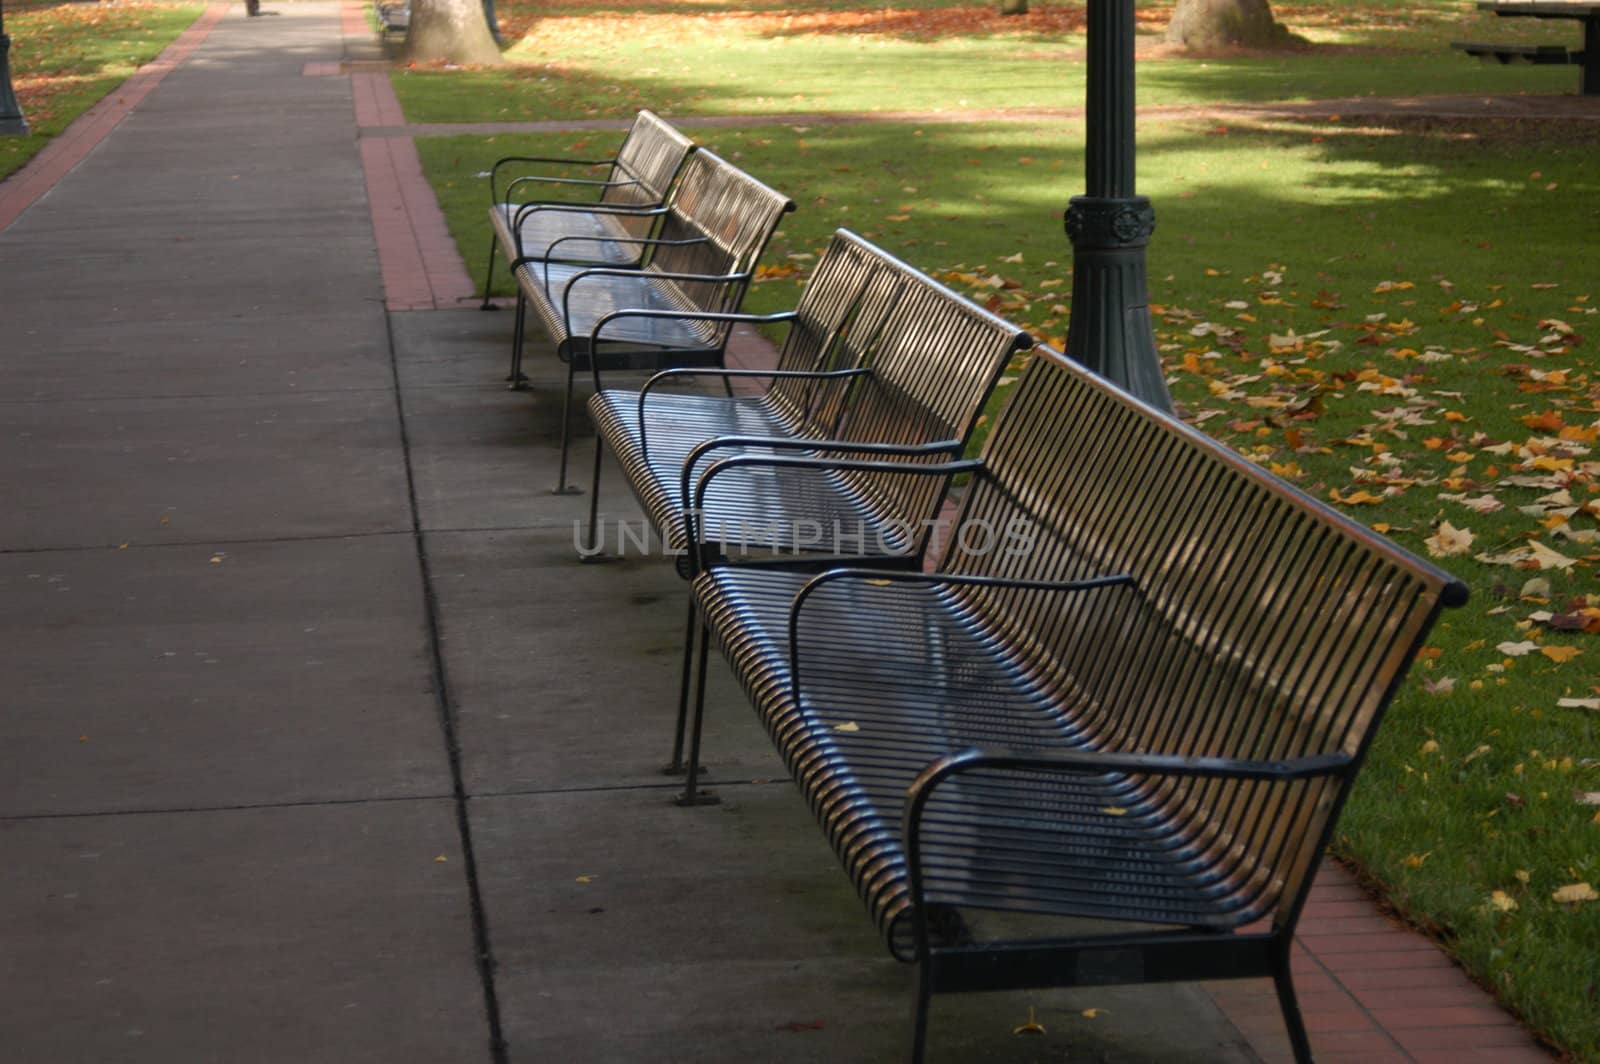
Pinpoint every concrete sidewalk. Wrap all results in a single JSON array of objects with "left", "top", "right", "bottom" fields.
[{"left": 0, "top": 6, "right": 1554, "bottom": 1063}]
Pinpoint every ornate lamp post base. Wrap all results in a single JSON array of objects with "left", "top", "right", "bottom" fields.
[
  {"left": 1, "top": 4, "right": 29, "bottom": 137},
  {"left": 1063, "top": 195, "right": 1170, "bottom": 411}
]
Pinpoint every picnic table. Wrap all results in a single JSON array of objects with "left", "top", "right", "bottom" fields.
[{"left": 1474, "top": 1, "right": 1599, "bottom": 94}]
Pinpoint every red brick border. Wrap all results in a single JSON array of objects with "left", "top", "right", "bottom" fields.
[
  {"left": 352, "top": 69, "right": 476, "bottom": 311},
  {"left": 0, "top": 3, "right": 229, "bottom": 235}
]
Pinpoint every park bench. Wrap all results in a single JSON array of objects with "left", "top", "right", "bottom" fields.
[
  {"left": 480, "top": 111, "right": 695, "bottom": 309},
  {"left": 676, "top": 345, "right": 1470, "bottom": 1063},
  {"left": 510, "top": 148, "right": 793, "bottom": 493},
  {"left": 586, "top": 230, "right": 1031, "bottom": 776},
  {"left": 374, "top": 1, "right": 408, "bottom": 37},
  {"left": 584, "top": 228, "right": 1032, "bottom": 568}
]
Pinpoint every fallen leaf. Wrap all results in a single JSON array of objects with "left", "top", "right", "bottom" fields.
[
  {"left": 1557, "top": 697, "right": 1599, "bottom": 711},
  {"left": 1425, "top": 522, "right": 1474, "bottom": 558},
  {"left": 1013, "top": 1007, "right": 1047, "bottom": 1035},
  {"left": 833, "top": 721, "right": 861, "bottom": 732},
  {"left": 1541, "top": 646, "right": 1582, "bottom": 663},
  {"left": 1101, "top": 806, "right": 1128, "bottom": 817},
  {"left": 1489, "top": 890, "right": 1518, "bottom": 913},
  {"left": 1551, "top": 882, "right": 1597, "bottom": 905},
  {"left": 1498, "top": 641, "right": 1540, "bottom": 657},
  {"left": 1081, "top": 1007, "right": 1106, "bottom": 1019}
]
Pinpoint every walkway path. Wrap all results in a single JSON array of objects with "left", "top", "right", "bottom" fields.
[{"left": 0, "top": 6, "right": 1560, "bottom": 1062}]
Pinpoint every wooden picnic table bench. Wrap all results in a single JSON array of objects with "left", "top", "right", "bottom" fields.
[
  {"left": 675, "top": 344, "right": 1469, "bottom": 1063},
  {"left": 480, "top": 111, "right": 695, "bottom": 309},
  {"left": 509, "top": 147, "right": 794, "bottom": 493},
  {"left": 1455, "top": 1, "right": 1598, "bottom": 94}
]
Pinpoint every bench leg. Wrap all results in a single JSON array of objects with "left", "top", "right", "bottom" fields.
[
  {"left": 506, "top": 292, "right": 529, "bottom": 388},
  {"left": 553, "top": 359, "right": 581, "bottom": 495},
  {"left": 675, "top": 607, "right": 719, "bottom": 806},
  {"left": 664, "top": 596, "right": 697, "bottom": 774},
  {"left": 480, "top": 233, "right": 499, "bottom": 311},
  {"left": 908, "top": 960, "right": 933, "bottom": 1064},
  {"left": 1271, "top": 946, "right": 1314, "bottom": 1064},
  {"left": 579, "top": 437, "right": 605, "bottom": 559}
]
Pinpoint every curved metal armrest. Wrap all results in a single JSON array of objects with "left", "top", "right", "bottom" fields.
[
  {"left": 899, "top": 746, "right": 1355, "bottom": 952},
  {"left": 489, "top": 155, "right": 612, "bottom": 202},
  {"left": 679, "top": 432, "right": 949, "bottom": 511},
  {"left": 509, "top": 200, "right": 666, "bottom": 237},
  {"left": 789, "top": 571, "right": 1134, "bottom": 709},
  {"left": 685, "top": 454, "right": 982, "bottom": 574}
]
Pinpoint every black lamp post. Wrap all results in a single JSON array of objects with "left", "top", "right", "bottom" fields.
[
  {"left": 0, "top": 0, "right": 29, "bottom": 136},
  {"left": 1062, "top": 0, "right": 1170, "bottom": 411}
]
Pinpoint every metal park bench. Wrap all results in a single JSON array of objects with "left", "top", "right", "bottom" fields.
[
  {"left": 510, "top": 148, "right": 794, "bottom": 493},
  {"left": 584, "top": 229, "right": 1032, "bottom": 569},
  {"left": 679, "top": 345, "right": 1470, "bottom": 1063},
  {"left": 479, "top": 111, "right": 695, "bottom": 309}
]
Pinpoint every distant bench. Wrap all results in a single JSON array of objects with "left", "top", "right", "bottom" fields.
[
  {"left": 677, "top": 344, "right": 1469, "bottom": 1063},
  {"left": 374, "top": 2, "right": 408, "bottom": 36},
  {"left": 1457, "top": 0, "right": 1599, "bottom": 95},
  {"left": 508, "top": 147, "right": 793, "bottom": 493}
]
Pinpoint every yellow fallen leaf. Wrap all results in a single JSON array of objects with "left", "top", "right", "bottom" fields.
[
  {"left": 1515, "top": 869, "right": 1531, "bottom": 883},
  {"left": 1403, "top": 852, "right": 1431, "bottom": 869},
  {"left": 1012, "top": 1007, "right": 1046, "bottom": 1035},
  {"left": 1101, "top": 806, "right": 1128, "bottom": 817},
  {"left": 1424, "top": 522, "right": 1474, "bottom": 558},
  {"left": 1081, "top": 1008, "right": 1107, "bottom": 1019},
  {"left": 434, "top": 855, "right": 449, "bottom": 863},
  {"left": 575, "top": 874, "right": 596, "bottom": 883},
  {"left": 833, "top": 721, "right": 861, "bottom": 732},
  {"left": 1551, "top": 882, "right": 1597, "bottom": 905},
  {"left": 1489, "top": 890, "right": 1518, "bottom": 913},
  {"left": 1541, "top": 646, "right": 1581, "bottom": 663}
]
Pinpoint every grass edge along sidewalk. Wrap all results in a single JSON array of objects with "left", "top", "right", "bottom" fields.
[{"left": 0, "top": 2, "right": 209, "bottom": 185}]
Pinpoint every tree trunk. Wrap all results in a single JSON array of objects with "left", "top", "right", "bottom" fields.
[
  {"left": 1165, "top": 0, "right": 1300, "bottom": 49},
  {"left": 407, "top": 0, "right": 503, "bottom": 65},
  {"left": 999, "top": 0, "right": 1029, "bottom": 15}
]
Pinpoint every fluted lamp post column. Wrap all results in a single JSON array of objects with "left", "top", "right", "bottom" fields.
[
  {"left": 0, "top": 0, "right": 29, "bottom": 137},
  {"left": 1063, "top": 0, "right": 1170, "bottom": 411}
]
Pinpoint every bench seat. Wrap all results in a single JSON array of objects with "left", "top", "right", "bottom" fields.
[{"left": 697, "top": 565, "right": 1257, "bottom": 960}]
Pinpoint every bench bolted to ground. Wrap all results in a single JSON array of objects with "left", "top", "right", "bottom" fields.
[{"left": 675, "top": 344, "right": 1470, "bottom": 1063}]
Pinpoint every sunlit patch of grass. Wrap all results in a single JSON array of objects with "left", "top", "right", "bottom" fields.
[{"left": 0, "top": 2, "right": 203, "bottom": 181}]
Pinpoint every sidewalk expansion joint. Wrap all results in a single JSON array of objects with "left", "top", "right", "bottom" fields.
[{"left": 0, "top": 791, "right": 459, "bottom": 824}]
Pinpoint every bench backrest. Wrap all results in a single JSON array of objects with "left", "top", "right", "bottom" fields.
[
  {"left": 646, "top": 149, "right": 795, "bottom": 326},
  {"left": 601, "top": 111, "right": 696, "bottom": 236},
  {"left": 939, "top": 347, "right": 1468, "bottom": 922},
  {"left": 817, "top": 260, "right": 1033, "bottom": 556},
  {"left": 758, "top": 229, "right": 918, "bottom": 435}
]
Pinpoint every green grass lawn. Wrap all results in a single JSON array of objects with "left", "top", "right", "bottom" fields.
[
  {"left": 1, "top": 1, "right": 205, "bottom": 182},
  {"left": 392, "top": 0, "right": 1582, "bottom": 122},
  {"left": 404, "top": 1, "right": 1598, "bottom": 1054}
]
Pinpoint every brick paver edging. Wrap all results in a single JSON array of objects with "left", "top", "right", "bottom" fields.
[{"left": 0, "top": 3, "right": 230, "bottom": 235}]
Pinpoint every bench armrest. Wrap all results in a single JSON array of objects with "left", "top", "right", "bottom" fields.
[
  {"left": 506, "top": 173, "right": 641, "bottom": 201},
  {"left": 508, "top": 202, "right": 668, "bottom": 248},
  {"left": 901, "top": 746, "right": 1356, "bottom": 956},
  {"left": 789, "top": 571, "right": 1136, "bottom": 707},
  {"left": 685, "top": 454, "right": 983, "bottom": 573},
  {"left": 489, "top": 154, "right": 613, "bottom": 202}
]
